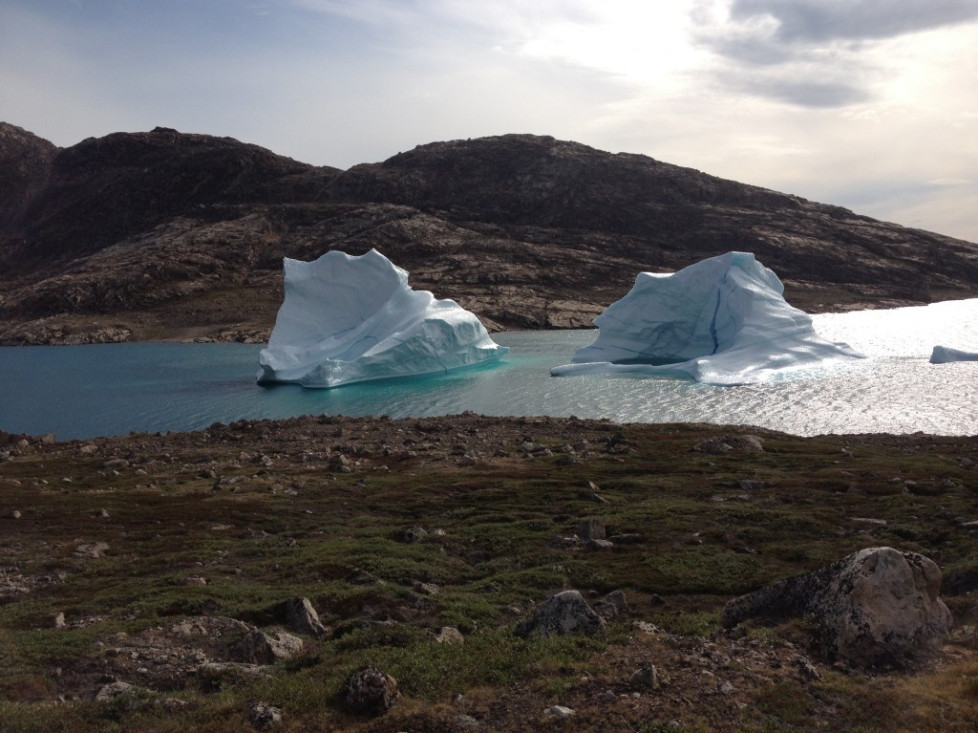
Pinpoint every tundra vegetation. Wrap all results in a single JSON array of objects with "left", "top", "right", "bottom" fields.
[{"left": 1, "top": 414, "right": 976, "bottom": 732}]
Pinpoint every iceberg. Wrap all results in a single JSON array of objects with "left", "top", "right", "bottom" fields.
[
  {"left": 551, "top": 251, "right": 864, "bottom": 385},
  {"left": 930, "top": 345, "right": 978, "bottom": 364},
  {"left": 257, "top": 249, "right": 508, "bottom": 388}
]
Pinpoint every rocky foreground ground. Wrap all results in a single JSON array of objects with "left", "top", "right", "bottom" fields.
[{"left": 1, "top": 414, "right": 977, "bottom": 732}]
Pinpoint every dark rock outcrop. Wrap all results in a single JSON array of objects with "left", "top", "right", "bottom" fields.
[
  {"left": 722, "top": 547, "right": 952, "bottom": 668},
  {"left": 2, "top": 124, "right": 977, "bottom": 344}
]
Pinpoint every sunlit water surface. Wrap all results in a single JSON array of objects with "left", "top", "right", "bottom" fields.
[{"left": 1, "top": 299, "right": 976, "bottom": 440}]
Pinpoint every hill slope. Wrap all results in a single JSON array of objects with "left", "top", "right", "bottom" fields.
[{"left": 1, "top": 123, "right": 976, "bottom": 344}]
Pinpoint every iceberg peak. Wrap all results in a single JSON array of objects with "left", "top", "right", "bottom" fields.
[
  {"left": 257, "top": 249, "right": 507, "bottom": 388},
  {"left": 552, "top": 251, "right": 863, "bottom": 385}
]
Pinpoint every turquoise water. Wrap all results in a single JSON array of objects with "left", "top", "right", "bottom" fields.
[{"left": 1, "top": 299, "right": 977, "bottom": 439}]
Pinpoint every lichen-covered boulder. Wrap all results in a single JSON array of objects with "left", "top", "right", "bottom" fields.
[
  {"left": 723, "top": 547, "right": 952, "bottom": 668},
  {"left": 514, "top": 590, "right": 606, "bottom": 639},
  {"left": 344, "top": 667, "right": 399, "bottom": 714}
]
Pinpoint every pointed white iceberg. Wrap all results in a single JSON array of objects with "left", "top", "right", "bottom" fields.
[
  {"left": 257, "top": 249, "right": 508, "bottom": 388},
  {"left": 551, "top": 251, "right": 863, "bottom": 385},
  {"left": 930, "top": 345, "right": 978, "bottom": 363}
]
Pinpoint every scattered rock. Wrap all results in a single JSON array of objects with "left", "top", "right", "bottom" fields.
[
  {"left": 400, "top": 525, "right": 428, "bottom": 543},
  {"left": 229, "top": 629, "right": 304, "bottom": 665},
  {"left": 328, "top": 454, "right": 352, "bottom": 473},
  {"left": 412, "top": 581, "right": 440, "bottom": 596},
  {"left": 199, "top": 661, "right": 270, "bottom": 681},
  {"left": 543, "top": 704, "right": 575, "bottom": 718},
  {"left": 74, "top": 542, "right": 109, "bottom": 558},
  {"left": 515, "top": 590, "right": 606, "bottom": 638},
  {"left": 452, "top": 713, "right": 482, "bottom": 731},
  {"left": 793, "top": 655, "right": 821, "bottom": 681},
  {"left": 248, "top": 701, "right": 284, "bottom": 730},
  {"left": 722, "top": 547, "right": 952, "bottom": 668},
  {"left": 730, "top": 435, "right": 765, "bottom": 451},
  {"left": 694, "top": 435, "right": 764, "bottom": 454},
  {"left": 850, "top": 517, "right": 887, "bottom": 527},
  {"left": 594, "top": 590, "right": 629, "bottom": 620},
  {"left": 94, "top": 680, "right": 134, "bottom": 702},
  {"left": 344, "top": 667, "right": 399, "bottom": 714},
  {"left": 633, "top": 621, "right": 662, "bottom": 634},
  {"left": 610, "top": 533, "right": 641, "bottom": 544},
  {"left": 435, "top": 626, "right": 465, "bottom": 644},
  {"left": 282, "top": 597, "right": 328, "bottom": 638},
  {"left": 577, "top": 518, "right": 606, "bottom": 541},
  {"left": 580, "top": 489, "right": 610, "bottom": 503},
  {"left": 347, "top": 568, "right": 386, "bottom": 586},
  {"left": 158, "top": 697, "right": 189, "bottom": 713},
  {"left": 629, "top": 663, "right": 659, "bottom": 689},
  {"left": 694, "top": 437, "right": 732, "bottom": 454}
]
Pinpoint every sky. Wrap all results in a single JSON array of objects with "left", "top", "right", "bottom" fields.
[{"left": 2, "top": 0, "right": 977, "bottom": 243}]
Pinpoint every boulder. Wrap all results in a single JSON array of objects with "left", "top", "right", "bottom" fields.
[
  {"left": 577, "top": 518, "right": 606, "bottom": 541},
  {"left": 694, "top": 434, "right": 764, "bottom": 454},
  {"left": 344, "top": 667, "right": 399, "bottom": 714},
  {"left": 401, "top": 525, "right": 428, "bottom": 543},
  {"left": 434, "top": 626, "right": 464, "bottom": 644},
  {"left": 514, "top": 590, "right": 606, "bottom": 639},
  {"left": 593, "top": 590, "right": 630, "bottom": 620},
  {"left": 248, "top": 701, "right": 283, "bottom": 730},
  {"left": 94, "top": 680, "right": 134, "bottom": 702},
  {"left": 229, "top": 629, "right": 304, "bottom": 665},
  {"left": 629, "top": 663, "right": 659, "bottom": 689},
  {"left": 73, "top": 541, "right": 110, "bottom": 559},
  {"left": 282, "top": 597, "right": 328, "bottom": 638},
  {"left": 722, "top": 547, "right": 952, "bottom": 668}
]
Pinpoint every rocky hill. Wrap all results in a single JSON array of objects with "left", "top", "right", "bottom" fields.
[{"left": 2, "top": 122, "right": 977, "bottom": 344}]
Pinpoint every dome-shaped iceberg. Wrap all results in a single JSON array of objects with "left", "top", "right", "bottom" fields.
[
  {"left": 257, "top": 249, "right": 508, "bottom": 388},
  {"left": 551, "top": 251, "right": 863, "bottom": 385}
]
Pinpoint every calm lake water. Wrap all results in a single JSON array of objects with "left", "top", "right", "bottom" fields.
[{"left": 1, "top": 299, "right": 977, "bottom": 440}]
